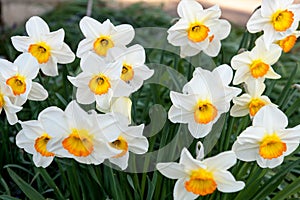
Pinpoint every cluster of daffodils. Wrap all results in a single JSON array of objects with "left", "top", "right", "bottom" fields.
[
  {"left": 156, "top": 0, "right": 300, "bottom": 199},
  {"left": 2, "top": 16, "right": 154, "bottom": 170}
]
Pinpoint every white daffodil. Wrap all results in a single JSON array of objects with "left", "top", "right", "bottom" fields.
[
  {"left": 68, "top": 52, "right": 132, "bottom": 111},
  {"left": 169, "top": 65, "right": 241, "bottom": 138},
  {"left": 232, "top": 105, "right": 300, "bottom": 168},
  {"left": 102, "top": 97, "right": 148, "bottom": 170},
  {"left": 247, "top": 0, "right": 300, "bottom": 48},
  {"left": 275, "top": 30, "right": 300, "bottom": 53},
  {"left": 77, "top": 16, "right": 134, "bottom": 59},
  {"left": 167, "top": 0, "right": 231, "bottom": 57},
  {"left": 231, "top": 37, "right": 282, "bottom": 85},
  {"left": 16, "top": 120, "right": 56, "bottom": 168},
  {"left": 0, "top": 81, "right": 22, "bottom": 125},
  {"left": 231, "top": 80, "right": 275, "bottom": 117},
  {"left": 157, "top": 142, "right": 245, "bottom": 199},
  {"left": 107, "top": 44, "right": 154, "bottom": 93},
  {"left": 0, "top": 53, "right": 48, "bottom": 106},
  {"left": 11, "top": 16, "right": 75, "bottom": 76},
  {"left": 39, "top": 101, "right": 121, "bottom": 165}
]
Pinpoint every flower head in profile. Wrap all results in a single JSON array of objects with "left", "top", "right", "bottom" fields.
[
  {"left": 77, "top": 16, "right": 134, "bottom": 59},
  {"left": 275, "top": 30, "right": 300, "bottom": 53},
  {"left": 68, "top": 52, "right": 131, "bottom": 111},
  {"left": 167, "top": 0, "right": 231, "bottom": 57},
  {"left": 157, "top": 142, "right": 245, "bottom": 200},
  {"left": 11, "top": 16, "right": 75, "bottom": 76},
  {"left": 39, "top": 101, "right": 121, "bottom": 165},
  {"left": 231, "top": 80, "right": 275, "bottom": 117},
  {"left": 0, "top": 53, "right": 48, "bottom": 106},
  {"left": 107, "top": 44, "right": 154, "bottom": 93},
  {"left": 0, "top": 81, "right": 22, "bottom": 125},
  {"left": 232, "top": 105, "right": 300, "bottom": 168},
  {"left": 16, "top": 119, "right": 56, "bottom": 168},
  {"left": 168, "top": 64, "right": 241, "bottom": 138},
  {"left": 231, "top": 37, "right": 282, "bottom": 85}
]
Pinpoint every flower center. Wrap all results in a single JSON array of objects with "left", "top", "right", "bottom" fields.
[
  {"left": 187, "top": 22, "right": 210, "bottom": 43},
  {"left": 185, "top": 168, "right": 217, "bottom": 196},
  {"left": 34, "top": 133, "right": 55, "bottom": 157},
  {"left": 271, "top": 10, "right": 294, "bottom": 32},
  {"left": 110, "top": 136, "right": 128, "bottom": 158},
  {"left": 93, "top": 36, "right": 114, "bottom": 56},
  {"left": 248, "top": 98, "right": 266, "bottom": 117},
  {"left": 6, "top": 75, "right": 26, "bottom": 95},
  {"left": 88, "top": 74, "right": 111, "bottom": 95},
  {"left": 62, "top": 129, "right": 94, "bottom": 157},
  {"left": 121, "top": 63, "right": 134, "bottom": 82},
  {"left": 0, "top": 93, "right": 5, "bottom": 108},
  {"left": 28, "top": 42, "right": 51, "bottom": 64},
  {"left": 277, "top": 35, "right": 297, "bottom": 53},
  {"left": 249, "top": 60, "right": 270, "bottom": 78},
  {"left": 259, "top": 133, "right": 287, "bottom": 159},
  {"left": 194, "top": 100, "right": 217, "bottom": 124}
]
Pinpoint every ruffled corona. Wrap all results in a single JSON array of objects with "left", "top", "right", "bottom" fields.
[
  {"left": 248, "top": 98, "right": 266, "bottom": 117},
  {"left": 187, "top": 22, "right": 210, "bottom": 43},
  {"left": 194, "top": 100, "right": 217, "bottom": 124},
  {"left": 121, "top": 63, "right": 134, "bottom": 82},
  {"left": 250, "top": 60, "right": 270, "bottom": 78},
  {"left": 259, "top": 133, "right": 287, "bottom": 159},
  {"left": 88, "top": 74, "right": 111, "bottom": 95},
  {"left": 28, "top": 42, "right": 51, "bottom": 64},
  {"left": 6, "top": 75, "right": 26, "bottom": 95},
  {"left": 34, "top": 133, "right": 55, "bottom": 157},
  {"left": 93, "top": 36, "right": 114, "bottom": 56},
  {"left": 277, "top": 35, "right": 297, "bottom": 53},
  {"left": 110, "top": 136, "right": 128, "bottom": 158},
  {"left": 271, "top": 10, "right": 294, "bottom": 32}
]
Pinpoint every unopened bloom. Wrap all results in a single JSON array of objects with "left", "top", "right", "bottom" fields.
[
  {"left": 77, "top": 16, "right": 134, "bottom": 58},
  {"left": 167, "top": 0, "right": 231, "bottom": 57},
  {"left": 16, "top": 120, "right": 56, "bottom": 168},
  {"left": 231, "top": 37, "right": 282, "bottom": 85},
  {"left": 247, "top": 0, "right": 300, "bottom": 47},
  {"left": 107, "top": 44, "right": 154, "bottom": 93},
  {"left": 68, "top": 52, "right": 131, "bottom": 111},
  {"left": 11, "top": 16, "right": 75, "bottom": 76},
  {"left": 39, "top": 101, "right": 121, "bottom": 164},
  {"left": 0, "top": 81, "right": 22, "bottom": 125},
  {"left": 232, "top": 105, "right": 300, "bottom": 168},
  {"left": 169, "top": 65, "right": 241, "bottom": 138},
  {"left": 231, "top": 81, "right": 275, "bottom": 117},
  {"left": 0, "top": 53, "right": 48, "bottom": 106},
  {"left": 157, "top": 142, "right": 245, "bottom": 200}
]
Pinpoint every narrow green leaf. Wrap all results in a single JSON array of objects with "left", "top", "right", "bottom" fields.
[
  {"left": 0, "top": 195, "right": 21, "bottom": 200},
  {"left": 272, "top": 176, "right": 300, "bottom": 200},
  {"left": 7, "top": 168, "right": 45, "bottom": 200}
]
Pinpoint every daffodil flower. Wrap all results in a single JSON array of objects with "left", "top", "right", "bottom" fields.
[
  {"left": 168, "top": 65, "right": 241, "bottom": 138},
  {"left": 167, "top": 0, "right": 231, "bottom": 57},
  {"left": 39, "top": 101, "right": 121, "bottom": 165},
  {"left": 107, "top": 44, "right": 154, "bottom": 93},
  {"left": 232, "top": 105, "right": 300, "bottom": 168},
  {"left": 157, "top": 142, "right": 245, "bottom": 199},
  {"left": 77, "top": 16, "right": 134, "bottom": 59},
  {"left": 231, "top": 37, "right": 282, "bottom": 85},
  {"left": 68, "top": 52, "right": 132, "bottom": 111},
  {"left": 231, "top": 80, "right": 275, "bottom": 117},
  {"left": 247, "top": 0, "right": 300, "bottom": 47},
  {"left": 275, "top": 30, "right": 300, "bottom": 53},
  {"left": 11, "top": 16, "right": 75, "bottom": 76},
  {"left": 0, "top": 81, "right": 22, "bottom": 125},
  {"left": 0, "top": 53, "right": 48, "bottom": 106},
  {"left": 16, "top": 120, "right": 56, "bottom": 168}
]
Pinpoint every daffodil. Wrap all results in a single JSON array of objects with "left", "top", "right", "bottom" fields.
[
  {"left": 167, "top": 0, "right": 231, "bottom": 57},
  {"left": 275, "top": 30, "right": 300, "bottom": 53},
  {"left": 0, "top": 53, "right": 48, "bottom": 106},
  {"left": 232, "top": 105, "right": 300, "bottom": 168},
  {"left": 16, "top": 120, "right": 56, "bottom": 168},
  {"left": 39, "top": 101, "right": 121, "bottom": 164},
  {"left": 68, "top": 52, "right": 132, "bottom": 111},
  {"left": 77, "top": 16, "right": 134, "bottom": 59},
  {"left": 11, "top": 16, "right": 75, "bottom": 76},
  {"left": 231, "top": 37, "right": 282, "bottom": 85},
  {"left": 231, "top": 80, "right": 275, "bottom": 117},
  {"left": 247, "top": 0, "right": 300, "bottom": 47},
  {"left": 169, "top": 65, "right": 241, "bottom": 138},
  {"left": 0, "top": 81, "right": 22, "bottom": 125},
  {"left": 157, "top": 142, "right": 245, "bottom": 199},
  {"left": 107, "top": 44, "right": 154, "bottom": 93}
]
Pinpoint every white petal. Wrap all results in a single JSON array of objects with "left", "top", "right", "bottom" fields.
[
  {"left": 173, "top": 178, "right": 198, "bottom": 200},
  {"left": 111, "top": 79, "right": 132, "bottom": 97},
  {"left": 112, "top": 24, "right": 135, "bottom": 46},
  {"left": 110, "top": 97, "right": 132, "bottom": 123},
  {"left": 32, "top": 153, "right": 54, "bottom": 168},
  {"left": 26, "top": 16, "right": 50, "bottom": 38},
  {"left": 79, "top": 16, "right": 102, "bottom": 38},
  {"left": 180, "top": 44, "right": 201, "bottom": 58},
  {"left": 15, "top": 130, "right": 35, "bottom": 154},
  {"left": 188, "top": 121, "right": 214, "bottom": 138},
  {"left": 28, "top": 82, "right": 48, "bottom": 101},
  {"left": 80, "top": 52, "right": 106, "bottom": 74},
  {"left": 3, "top": 96, "right": 22, "bottom": 113},
  {"left": 177, "top": 0, "right": 203, "bottom": 21},
  {"left": 170, "top": 92, "right": 196, "bottom": 111},
  {"left": 256, "top": 156, "right": 284, "bottom": 168},
  {"left": 213, "top": 64, "right": 233, "bottom": 85},
  {"left": 203, "top": 39, "right": 221, "bottom": 57},
  {"left": 97, "top": 113, "right": 122, "bottom": 142},
  {"left": 230, "top": 104, "right": 249, "bottom": 117},
  {"left": 232, "top": 141, "right": 259, "bottom": 162},
  {"left": 95, "top": 92, "right": 112, "bottom": 111},
  {"left": 203, "top": 151, "right": 237, "bottom": 171},
  {"left": 5, "top": 111, "right": 18, "bottom": 125},
  {"left": 167, "top": 28, "right": 189, "bottom": 46},
  {"left": 109, "top": 151, "right": 129, "bottom": 170},
  {"left": 156, "top": 162, "right": 187, "bottom": 179},
  {"left": 179, "top": 148, "right": 205, "bottom": 171},
  {"left": 51, "top": 43, "right": 75, "bottom": 64},
  {"left": 65, "top": 100, "right": 90, "bottom": 129},
  {"left": 168, "top": 105, "right": 194, "bottom": 124},
  {"left": 40, "top": 57, "right": 58, "bottom": 77},
  {"left": 76, "top": 87, "right": 95, "bottom": 105},
  {"left": 14, "top": 53, "right": 39, "bottom": 79},
  {"left": 124, "top": 44, "right": 145, "bottom": 64},
  {"left": 214, "top": 170, "right": 245, "bottom": 193},
  {"left": 43, "top": 29, "right": 65, "bottom": 49},
  {"left": 127, "top": 135, "right": 148, "bottom": 154},
  {"left": 261, "top": 44, "right": 282, "bottom": 64},
  {"left": 246, "top": 9, "right": 268, "bottom": 33},
  {"left": 0, "top": 59, "right": 16, "bottom": 78},
  {"left": 76, "top": 38, "right": 94, "bottom": 58},
  {"left": 11, "top": 36, "right": 32, "bottom": 52}
]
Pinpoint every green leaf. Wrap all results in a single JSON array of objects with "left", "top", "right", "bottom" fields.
[
  {"left": 0, "top": 195, "right": 21, "bottom": 200},
  {"left": 7, "top": 168, "right": 45, "bottom": 200},
  {"left": 272, "top": 176, "right": 300, "bottom": 200}
]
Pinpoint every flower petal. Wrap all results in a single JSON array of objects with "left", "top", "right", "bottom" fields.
[
  {"left": 214, "top": 170, "right": 245, "bottom": 193},
  {"left": 40, "top": 56, "right": 58, "bottom": 77},
  {"left": 51, "top": 43, "right": 75, "bottom": 64},
  {"left": 112, "top": 24, "right": 135, "bottom": 46},
  {"left": 26, "top": 16, "right": 50, "bottom": 39},
  {"left": 174, "top": 178, "right": 198, "bottom": 200},
  {"left": 11, "top": 36, "right": 33, "bottom": 52},
  {"left": 156, "top": 162, "right": 187, "bottom": 179},
  {"left": 203, "top": 151, "right": 237, "bottom": 171},
  {"left": 28, "top": 82, "right": 48, "bottom": 101}
]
